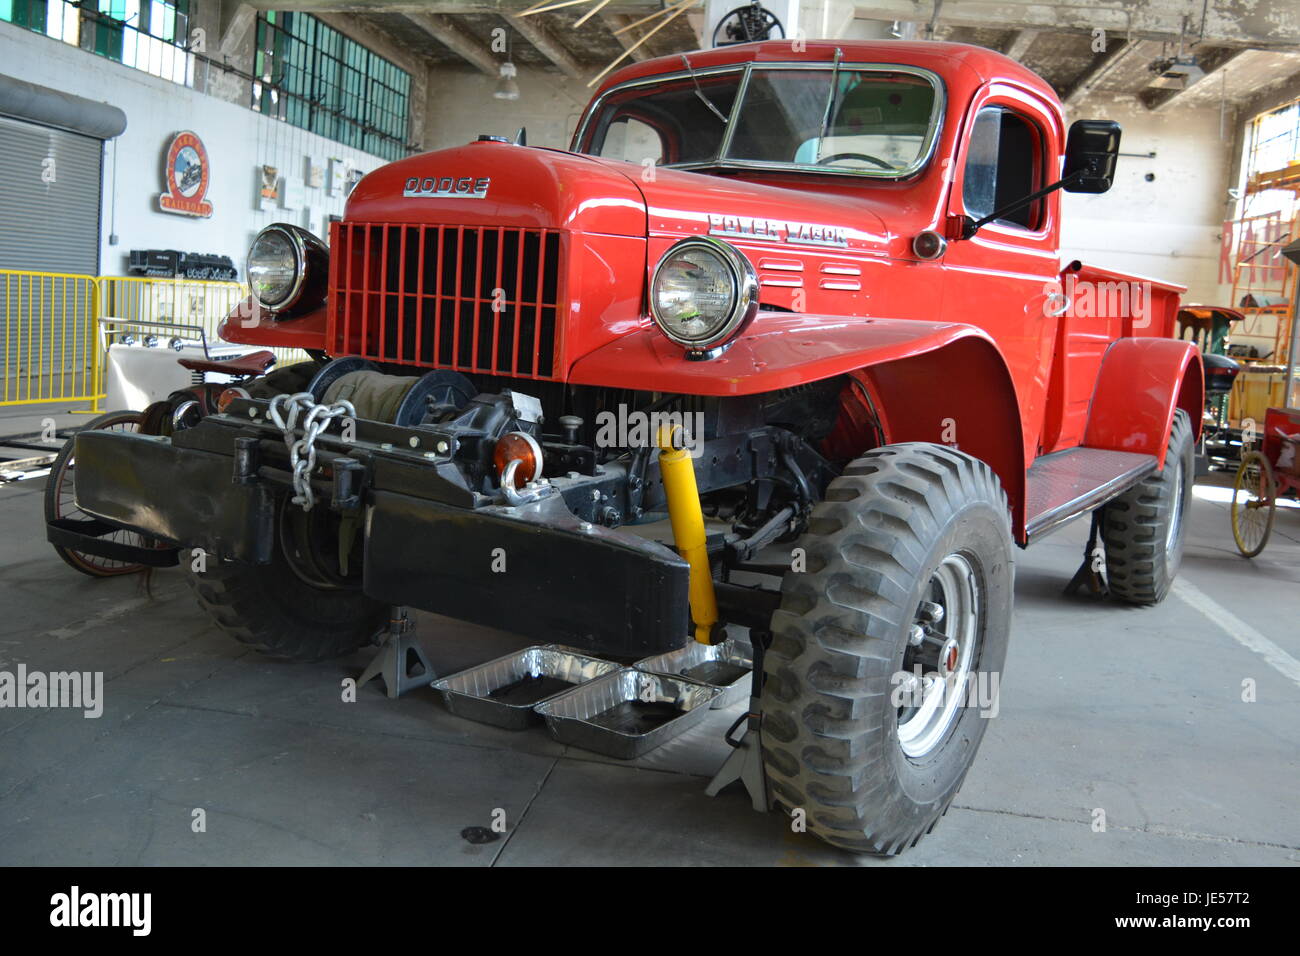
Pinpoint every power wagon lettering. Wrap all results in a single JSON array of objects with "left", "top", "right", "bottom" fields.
[{"left": 708, "top": 213, "right": 849, "bottom": 247}]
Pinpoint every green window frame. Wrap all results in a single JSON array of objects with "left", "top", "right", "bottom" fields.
[
  {"left": 2, "top": 0, "right": 191, "bottom": 76},
  {"left": 0, "top": 0, "right": 49, "bottom": 33},
  {"left": 254, "top": 11, "right": 411, "bottom": 162}
]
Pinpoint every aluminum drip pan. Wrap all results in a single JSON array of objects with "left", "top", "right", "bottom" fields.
[
  {"left": 634, "top": 638, "right": 754, "bottom": 709},
  {"left": 432, "top": 646, "right": 620, "bottom": 730},
  {"left": 533, "top": 668, "right": 722, "bottom": 759}
]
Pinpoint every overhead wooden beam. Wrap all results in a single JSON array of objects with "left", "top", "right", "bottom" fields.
[
  {"left": 233, "top": 0, "right": 1300, "bottom": 47},
  {"left": 849, "top": 0, "right": 1300, "bottom": 49},
  {"left": 406, "top": 12, "right": 499, "bottom": 75},
  {"left": 1138, "top": 46, "right": 1247, "bottom": 111},
  {"left": 588, "top": 0, "right": 691, "bottom": 86},
  {"left": 240, "top": 0, "right": 659, "bottom": 14},
  {"left": 1061, "top": 39, "right": 1140, "bottom": 106},
  {"left": 1002, "top": 29, "right": 1038, "bottom": 63},
  {"left": 504, "top": 14, "right": 584, "bottom": 79},
  {"left": 601, "top": 12, "right": 651, "bottom": 62}
]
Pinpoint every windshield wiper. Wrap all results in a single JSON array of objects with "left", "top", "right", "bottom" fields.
[
  {"left": 681, "top": 54, "right": 728, "bottom": 124},
  {"left": 816, "top": 47, "right": 844, "bottom": 163}
]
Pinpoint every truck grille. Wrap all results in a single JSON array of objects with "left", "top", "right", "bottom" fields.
[{"left": 330, "top": 222, "right": 563, "bottom": 379}]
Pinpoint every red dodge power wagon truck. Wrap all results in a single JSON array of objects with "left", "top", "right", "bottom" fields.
[{"left": 57, "top": 40, "right": 1202, "bottom": 854}]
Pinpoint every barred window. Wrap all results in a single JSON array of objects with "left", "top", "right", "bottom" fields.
[
  {"left": 253, "top": 12, "right": 411, "bottom": 162},
  {"left": 1, "top": 0, "right": 193, "bottom": 84},
  {"left": 0, "top": 0, "right": 48, "bottom": 32}
]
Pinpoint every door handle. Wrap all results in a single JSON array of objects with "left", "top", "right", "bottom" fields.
[{"left": 1044, "top": 293, "right": 1071, "bottom": 317}]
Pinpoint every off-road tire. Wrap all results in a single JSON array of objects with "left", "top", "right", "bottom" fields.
[
  {"left": 186, "top": 358, "right": 378, "bottom": 660},
  {"left": 1101, "top": 409, "right": 1193, "bottom": 605},
  {"left": 761, "top": 443, "right": 1015, "bottom": 854},
  {"left": 184, "top": 538, "right": 385, "bottom": 662}
]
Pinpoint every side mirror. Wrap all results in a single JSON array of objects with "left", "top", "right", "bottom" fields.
[{"left": 1062, "top": 120, "right": 1121, "bottom": 193}]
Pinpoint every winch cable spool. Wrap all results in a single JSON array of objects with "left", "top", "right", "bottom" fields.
[
  {"left": 308, "top": 357, "right": 477, "bottom": 427},
  {"left": 323, "top": 370, "right": 422, "bottom": 426},
  {"left": 307, "top": 356, "right": 378, "bottom": 402}
]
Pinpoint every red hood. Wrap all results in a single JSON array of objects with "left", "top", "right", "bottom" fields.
[
  {"left": 589, "top": 159, "right": 893, "bottom": 254},
  {"left": 344, "top": 140, "right": 647, "bottom": 236},
  {"left": 345, "top": 142, "right": 901, "bottom": 254}
]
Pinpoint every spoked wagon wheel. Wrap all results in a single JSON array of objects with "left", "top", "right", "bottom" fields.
[
  {"left": 43, "top": 410, "right": 154, "bottom": 577},
  {"left": 1230, "top": 450, "right": 1276, "bottom": 558}
]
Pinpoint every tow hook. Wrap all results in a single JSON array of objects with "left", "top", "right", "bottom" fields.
[{"left": 499, "top": 460, "right": 551, "bottom": 506}]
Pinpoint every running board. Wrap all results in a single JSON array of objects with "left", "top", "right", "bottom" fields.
[{"left": 1024, "top": 448, "right": 1159, "bottom": 542}]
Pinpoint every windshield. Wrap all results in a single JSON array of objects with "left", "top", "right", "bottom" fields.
[{"left": 580, "top": 65, "right": 942, "bottom": 178}]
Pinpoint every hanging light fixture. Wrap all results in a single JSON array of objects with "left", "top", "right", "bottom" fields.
[
  {"left": 494, "top": 61, "right": 520, "bottom": 101},
  {"left": 494, "top": 29, "right": 519, "bottom": 101}
]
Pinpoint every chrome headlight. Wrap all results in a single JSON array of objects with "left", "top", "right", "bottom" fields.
[
  {"left": 246, "top": 223, "right": 327, "bottom": 313},
  {"left": 650, "top": 238, "right": 758, "bottom": 356}
]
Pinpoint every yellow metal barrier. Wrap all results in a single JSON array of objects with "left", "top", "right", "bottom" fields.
[
  {"left": 0, "top": 271, "right": 310, "bottom": 411},
  {"left": 0, "top": 270, "right": 100, "bottom": 407},
  {"left": 93, "top": 277, "right": 309, "bottom": 409}
]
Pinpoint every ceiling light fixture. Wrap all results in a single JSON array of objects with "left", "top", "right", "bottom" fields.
[
  {"left": 1148, "top": 54, "right": 1205, "bottom": 90},
  {"left": 494, "top": 61, "right": 520, "bottom": 100}
]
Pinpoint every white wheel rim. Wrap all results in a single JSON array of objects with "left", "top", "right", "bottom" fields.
[
  {"left": 897, "top": 553, "right": 981, "bottom": 759},
  {"left": 1165, "top": 454, "right": 1185, "bottom": 553}
]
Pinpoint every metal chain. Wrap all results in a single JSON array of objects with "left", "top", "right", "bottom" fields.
[{"left": 268, "top": 392, "right": 356, "bottom": 511}]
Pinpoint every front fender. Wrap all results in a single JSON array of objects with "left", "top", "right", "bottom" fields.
[
  {"left": 569, "top": 313, "right": 1029, "bottom": 540},
  {"left": 566, "top": 313, "right": 991, "bottom": 396},
  {"left": 1084, "top": 338, "right": 1203, "bottom": 468},
  {"left": 218, "top": 297, "right": 330, "bottom": 352}
]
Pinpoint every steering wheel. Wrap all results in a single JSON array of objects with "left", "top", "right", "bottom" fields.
[{"left": 817, "top": 152, "right": 893, "bottom": 169}]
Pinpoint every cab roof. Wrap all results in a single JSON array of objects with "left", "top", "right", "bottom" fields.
[{"left": 594, "top": 39, "right": 1061, "bottom": 108}]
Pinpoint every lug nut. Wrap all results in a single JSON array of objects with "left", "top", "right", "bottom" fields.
[
  {"left": 917, "top": 601, "right": 944, "bottom": 625},
  {"left": 897, "top": 672, "right": 921, "bottom": 700}
]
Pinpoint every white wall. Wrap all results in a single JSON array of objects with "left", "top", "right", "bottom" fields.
[
  {"left": 422, "top": 65, "right": 593, "bottom": 153},
  {"left": 0, "top": 20, "right": 392, "bottom": 277},
  {"left": 1061, "top": 93, "right": 1236, "bottom": 306}
]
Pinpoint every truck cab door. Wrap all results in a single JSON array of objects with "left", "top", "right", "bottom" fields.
[{"left": 941, "top": 86, "right": 1065, "bottom": 464}]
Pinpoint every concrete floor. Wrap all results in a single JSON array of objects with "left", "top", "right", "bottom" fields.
[{"left": 1, "top": 405, "right": 1297, "bottom": 865}]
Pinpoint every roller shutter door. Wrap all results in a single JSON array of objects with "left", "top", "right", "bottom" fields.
[{"left": 0, "top": 113, "right": 102, "bottom": 400}]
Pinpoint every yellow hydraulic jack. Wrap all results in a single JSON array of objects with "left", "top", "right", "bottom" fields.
[
  {"left": 657, "top": 424, "right": 772, "bottom": 811},
  {"left": 656, "top": 425, "right": 720, "bottom": 645}
]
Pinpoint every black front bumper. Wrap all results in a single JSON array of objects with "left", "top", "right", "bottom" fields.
[{"left": 63, "top": 415, "right": 692, "bottom": 658}]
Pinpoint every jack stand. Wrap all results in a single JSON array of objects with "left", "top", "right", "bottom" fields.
[
  {"left": 1064, "top": 510, "right": 1108, "bottom": 598},
  {"left": 705, "top": 629, "right": 771, "bottom": 812},
  {"left": 356, "top": 606, "right": 435, "bottom": 699}
]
